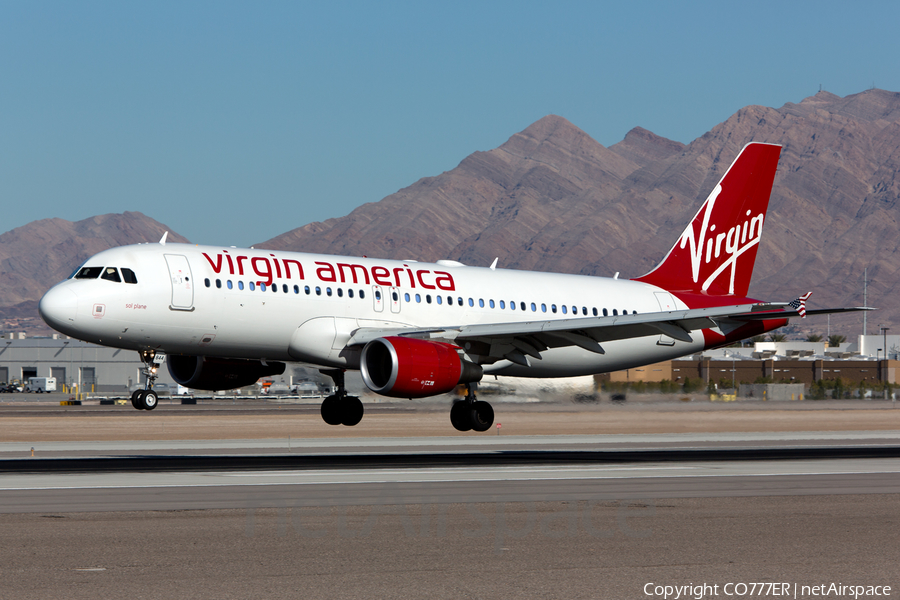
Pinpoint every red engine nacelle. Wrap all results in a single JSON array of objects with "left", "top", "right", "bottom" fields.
[
  {"left": 168, "top": 355, "right": 286, "bottom": 391},
  {"left": 360, "top": 337, "right": 483, "bottom": 398}
]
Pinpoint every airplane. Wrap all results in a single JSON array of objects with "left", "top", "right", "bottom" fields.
[{"left": 38, "top": 142, "right": 869, "bottom": 431}]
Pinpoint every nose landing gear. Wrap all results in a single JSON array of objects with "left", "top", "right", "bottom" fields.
[
  {"left": 451, "top": 382, "right": 494, "bottom": 432},
  {"left": 132, "top": 350, "right": 161, "bottom": 411},
  {"left": 320, "top": 369, "right": 364, "bottom": 426}
]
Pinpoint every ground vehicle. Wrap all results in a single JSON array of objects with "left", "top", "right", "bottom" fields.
[
  {"left": 25, "top": 377, "right": 56, "bottom": 393},
  {"left": 129, "top": 382, "right": 175, "bottom": 396}
]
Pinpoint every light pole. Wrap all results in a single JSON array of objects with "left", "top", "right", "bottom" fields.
[
  {"left": 881, "top": 327, "right": 890, "bottom": 360},
  {"left": 727, "top": 350, "right": 737, "bottom": 392}
]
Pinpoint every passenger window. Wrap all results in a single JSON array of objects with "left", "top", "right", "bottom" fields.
[
  {"left": 552, "top": 304, "right": 557, "bottom": 314},
  {"left": 272, "top": 283, "right": 277, "bottom": 292},
  {"left": 541, "top": 303, "right": 546, "bottom": 313},
  {"left": 304, "top": 285, "right": 310, "bottom": 294},
  {"left": 447, "top": 296, "right": 452, "bottom": 305},
  {"left": 437, "top": 296, "right": 443, "bottom": 305},
  {"left": 562, "top": 306, "right": 567, "bottom": 314},
  {"left": 359, "top": 290, "right": 365, "bottom": 299},
  {"left": 426, "top": 294, "right": 432, "bottom": 304},
  {"left": 468, "top": 298, "right": 474, "bottom": 307},
  {"left": 499, "top": 300, "right": 505, "bottom": 309},
  {"left": 375, "top": 290, "right": 381, "bottom": 300},
  {"left": 510, "top": 301, "right": 516, "bottom": 310},
  {"left": 205, "top": 278, "right": 211, "bottom": 288},
  {"left": 571, "top": 306, "right": 577, "bottom": 314},
  {"left": 294, "top": 285, "right": 299, "bottom": 294},
  {"left": 613, "top": 309, "right": 618, "bottom": 315},
  {"left": 489, "top": 300, "right": 495, "bottom": 308},
  {"left": 249, "top": 282, "right": 255, "bottom": 291},
  {"left": 121, "top": 268, "right": 138, "bottom": 284},
  {"left": 404, "top": 293, "right": 410, "bottom": 302},
  {"left": 349, "top": 289, "right": 355, "bottom": 298},
  {"left": 283, "top": 284, "right": 288, "bottom": 293},
  {"left": 326, "top": 287, "right": 332, "bottom": 297},
  {"left": 75, "top": 266, "right": 103, "bottom": 279},
  {"left": 215, "top": 279, "right": 221, "bottom": 289},
  {"left": 101, "top": 267, "right": 121, "bottom": 283},
  {"left": 260, "top": 283, "right": 267, "bottom": 291},
  {"left": 415, "top": 294, "right": 421, "bottom": 303},
  {"left": 238, "top": 281, "right": 244, "bottom": 290},
  {"left": 457, "top": 297, "right": 463, "bottom": 306},
  {"left": 530, "top": 302, "right": 536, "bottom": 312},
  {"left": 338, "top": 288, "right": 344, "bottom": 297},
  {"left": 479, "top": 299, "right": 484, "bottom": 308},
  {"left": 582, "top": 307, "right": 587, "bottom": 316},
  {"left": 603, "top": 308, "right": 608, "bottom": 316},
  {"left": 521, "top": 302, "right": 527, "bottom": 311},
  {"left": 592, "top": 308, "right": 598, "bottom": 316},
  {"left": 227, "top": 281, "right": 233, "bottom": 290}
]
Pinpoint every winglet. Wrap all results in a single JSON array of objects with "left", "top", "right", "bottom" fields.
[
  {"left": 159, "top": 231, "right": 168, "bottom": 245},
  {"left": 490, "top": 258, "right": 498, "bottom": 271}
]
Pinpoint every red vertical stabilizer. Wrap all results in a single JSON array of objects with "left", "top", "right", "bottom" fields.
[{"left": 634, "top": 143, "right": 781, "bottom": 297}]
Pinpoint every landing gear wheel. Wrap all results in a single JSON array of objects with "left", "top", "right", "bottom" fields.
[
  {"left": 143, "top": 390, "right": 159, "bottom": 411},
  {"left": 341, "top": 396, "right": 364, "bottom": 427},
  {"left": 131, "top": 389, "right": 144, "bottom": 410},
  {"left": 450, "top": 401, "right": 473, "bottom": 432},
  {"left": 470, "top": 400, "right": 494, "bottom": 432},
  {"left": 319, "top": 369, "right": 365, "bottom": 427},
  {"left": 321, "top": 395, "right": 342, "bottom": 426}
]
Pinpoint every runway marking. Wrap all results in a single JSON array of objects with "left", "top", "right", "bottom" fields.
[
  {"left": 2, "top": 469, "right": 899, "bottom": 492},
  {"left": 220, "top": 466, "right": 698, "bottom": 477}
]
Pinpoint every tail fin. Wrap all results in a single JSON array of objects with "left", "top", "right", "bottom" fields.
[{"left": 634, "top": 142, "right": 781, "bottom": 296}]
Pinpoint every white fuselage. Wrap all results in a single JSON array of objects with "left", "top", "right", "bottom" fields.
[{"left": 40, "top": 243, "right": 706, "bottom": 377}]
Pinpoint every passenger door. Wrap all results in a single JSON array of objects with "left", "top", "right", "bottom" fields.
[
  {"left": 165, "top": 254, "right": 194, "bottom": 311},
  {"left": 654, "top": 291, "right": 677, "bottom": 346}
]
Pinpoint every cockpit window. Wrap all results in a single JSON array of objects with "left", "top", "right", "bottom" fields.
[
  {"left": 100, "top": 267, "right": 121, "bottom": 283},
  {"left": 75, "top": 267, "right": 103, "bottom": 279},
  {"left": 121, "top": 268, "right": 138, "bottom": 284}
]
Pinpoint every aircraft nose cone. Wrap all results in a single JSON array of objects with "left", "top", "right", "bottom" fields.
[{"left": 39, "top": 286, "right": 78, "bottom": 332}]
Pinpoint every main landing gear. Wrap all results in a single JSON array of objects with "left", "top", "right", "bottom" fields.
[
  {"left": 450, "top": 382, "right": 494, "bottom": 432},
  {"left": 320, "top": 369, "right": 364, "bottom": 427},
  {"left": 132, "top": 350, "right": 160, "bottom": 411}
]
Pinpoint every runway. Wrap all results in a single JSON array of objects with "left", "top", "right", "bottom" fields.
[{"left": 2, "top": 408, "right": 898, "bottom": 598}]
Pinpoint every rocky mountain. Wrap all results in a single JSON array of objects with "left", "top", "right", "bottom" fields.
[
  {"left": 0, "top": 212, "right": 188, "bottom": 331},
  {"left": 260, "top": 89, "right": 900, "bottom": 336},
  {"left": 5, "top": 90, "right": 899, "bottom": 338}
]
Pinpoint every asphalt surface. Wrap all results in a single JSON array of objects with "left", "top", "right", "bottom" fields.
[{"left": 1, "top": 403, "right": 898, "bottom": 599}]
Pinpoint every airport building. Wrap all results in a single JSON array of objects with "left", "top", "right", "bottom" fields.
[
  {"left": 606, "top": 337, "right": 900, "bottom": 387},
  {"left": 0, "top": 334, "right": 177, "bottom": 393}
]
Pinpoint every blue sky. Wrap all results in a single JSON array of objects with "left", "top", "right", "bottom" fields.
[{"left": 2, "top": 1, "right": 899, "bottom": 246}]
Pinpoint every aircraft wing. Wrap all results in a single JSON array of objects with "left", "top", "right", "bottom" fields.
[{"left": 346, "top": 301, "right": 871, "bottom": 366}]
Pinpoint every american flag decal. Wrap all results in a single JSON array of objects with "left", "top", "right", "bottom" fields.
[{"left": 788, "top": 292, "right": 812, "bottom": 318}]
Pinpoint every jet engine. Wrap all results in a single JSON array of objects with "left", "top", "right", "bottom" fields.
[
  {"left": 168, "top": 355, "right": 286, "bottom": 391},
  {"left": 360, "top": 337, "right": 482, "bottom": 398}
]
